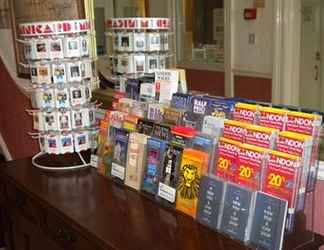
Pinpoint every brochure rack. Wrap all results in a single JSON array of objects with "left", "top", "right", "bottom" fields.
[
  {"left": 18, "top": 19, "right": 99, "bottom": 171},
  {"left": 96, "top": 91, "right": 323, "bottom": 249}
]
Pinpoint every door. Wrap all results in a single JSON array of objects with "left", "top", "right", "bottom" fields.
[{"left": 299, "top": 0, "right": 321, "bottom": 110}]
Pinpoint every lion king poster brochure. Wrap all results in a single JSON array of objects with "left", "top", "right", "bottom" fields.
[{"left": 175, "top": 148, "right": 208, "bottom": 218}]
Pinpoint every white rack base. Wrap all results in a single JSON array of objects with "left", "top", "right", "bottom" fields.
[{"left": 32, "top": 151, "right": 90, "bottom": 171}]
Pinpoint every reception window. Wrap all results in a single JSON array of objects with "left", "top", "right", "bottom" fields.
[{"left": 177, "top": 0, "right": 224, "bottom": 68}]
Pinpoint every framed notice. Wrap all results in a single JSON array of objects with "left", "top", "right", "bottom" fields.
[{"left": 9, "top": 0, "right": 85, "bottom": 78}]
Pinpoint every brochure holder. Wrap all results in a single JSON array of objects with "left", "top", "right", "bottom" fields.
[{"left": 18, "top": 19, "right": 99, "bottom": 171}]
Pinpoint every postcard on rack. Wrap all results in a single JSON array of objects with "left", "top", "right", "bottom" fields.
[
  {"left": 52, "top": 63, "right": 67, "bottom": 83},
  {"left": 49, "top": 38, "right": 64, "bottom": 59}
]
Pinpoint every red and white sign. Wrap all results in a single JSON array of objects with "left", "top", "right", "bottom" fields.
[
  {"left": 223, "top": 121, "right": 247, "bottom": 142},
  {"left": 18, "top": 19, "right": 90, "bottom": 37},
  {"left": 262, "top": 151, "right": 301, "bottom": 209},
  {"left": 106, "top": 18, "right": 170, "bottom": 30},
  {"left": 236, "top": 144, "right": 266, "bottom": 190},
  {"left": 215, "top": 137, "right": 240, "bottom": 183},
  {"left": 286, "top": 112, "right": 322, "bottom": 136}
]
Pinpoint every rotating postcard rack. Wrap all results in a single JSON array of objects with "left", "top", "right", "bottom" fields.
[
  {"left": 18, "top": 19, "right": 99, "bottom": 171},
  {"left": 104, "top": 18, "right": 173, "bottom": 93}
]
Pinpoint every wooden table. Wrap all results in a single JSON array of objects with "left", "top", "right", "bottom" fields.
[{"left": 1, "top": 157, "right": 324, "bottom": 250}]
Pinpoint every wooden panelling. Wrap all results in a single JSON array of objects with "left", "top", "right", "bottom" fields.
[
  {"left": 184, "top": 69, "right": 225, "bottom": 96},
  {"left": 0, "top": 59, "right": 38, "bottom": 159},
  {"left": 234, "top": 75, "right": 272, "bottom": 102}
]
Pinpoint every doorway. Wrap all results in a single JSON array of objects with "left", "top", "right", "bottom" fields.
[{"left": 299, "top": 0, "right": 323, "bottom": 111}]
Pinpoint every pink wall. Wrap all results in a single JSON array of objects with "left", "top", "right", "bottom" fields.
[
  {"left": 185, "top": 69, "right": 225, "bottom": 96},
  {"left": 234, "top": 75, "right": 272, "bottom": 102},
  {"left": 184, "top": 68, "right": 272, "bottom": 102},
  {"left": 0, "top": 59, "right": 38, "bottom": 159}
]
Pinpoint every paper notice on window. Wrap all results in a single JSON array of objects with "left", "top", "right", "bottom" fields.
[{"left": 155, "top": 70, "right": 179, "bottom": 105}]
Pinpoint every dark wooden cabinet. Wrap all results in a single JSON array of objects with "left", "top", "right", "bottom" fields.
[{"left": 1, "top": 157, "right": 324, "bottom": 250}]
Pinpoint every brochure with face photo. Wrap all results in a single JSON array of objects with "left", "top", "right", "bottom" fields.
[
  {"left": 44, "top": 111, "right": 58, "bottom": 131},
  {"left": 46, "top": 134, "right": 60, "bottom": 154},
  {"left": 250, "top": 192, "right": 288, "bottom": 250},
  {"left": 119, "top": 32, "right": 133, "bottom": 52},
  {"left": 35, "top": 39, "right": 50, "bottom": 60},
  {"left": 67, "top": 62, "right": 82, "bottom": 82},
  {"left": 37, "top": 64, "right": 52, "bottom": 85},
  {"left": 148, "top": 33, "right": 161, "bottom": 51},
  {"left": 80, "top": 36, "right": 89, "bottom": 57},
  {"left": 49, "top": 38, "right": 64, "bottom": 59},
  {"left": 197, "top": 176, "right": 225, "bottom": 230},
  {"left": 52, "top": 63, "right": 67, "bottom": 83},
  {"left": 133, "top": 54, "right": 146, "bottom": 73},
  {"left": 55, "top": 86, "right": 70, "bottom": 109},
  {"left": 74, "top": 131, "right": 90, "bottom": 152},
  {"left": 147, "top": 55, "right": 159, "bottom": 73},
  {"left": 134, "top": 32, "right": 146, "bottom": 52},
  {"left": 70, "top": 85, "right": 85, "bottom": 106},
  {"left": 64, "top": 36, "right": 81, "bottom": 58},
  {"left": 60, "top": 133, "right": 74, "bottom": 154},
  {"left": 57, "top": 111, "right": 72, "bottom": 131},
  {"left": 219, "top": 183, "right": 254, "bottom": 243}
]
